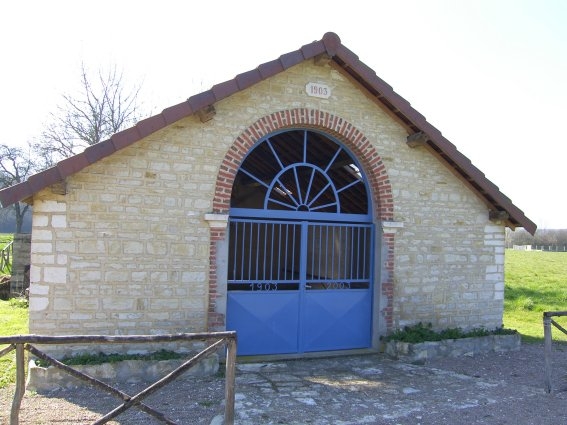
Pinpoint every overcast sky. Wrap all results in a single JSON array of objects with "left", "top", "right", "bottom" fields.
[{"left": 1, "top": 0, "right": 565, "bottom": 229}]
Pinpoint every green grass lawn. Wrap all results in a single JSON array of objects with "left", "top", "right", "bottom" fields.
[
  {"left": 0, "top": 298, "right": 29, "bottom": 388},
  {"left": 0, "top": 233, "right": 13, "bottom": 248},
  {"left": 504, "top": 249, "right": 567, "bottom": 343}
]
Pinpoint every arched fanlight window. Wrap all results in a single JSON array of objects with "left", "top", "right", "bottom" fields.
[{"left": 231, "top": 129, "right": 369, "bottom": 218}]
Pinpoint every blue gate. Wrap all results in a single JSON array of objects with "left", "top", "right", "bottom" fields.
[
  {"left": 227, "top": 129, "right": 374, "bottom": 355},
  {"left": 227, "top": 219, "right": 374, "bottom": 355}
]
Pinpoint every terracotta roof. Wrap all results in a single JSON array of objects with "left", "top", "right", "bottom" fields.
[{"left": 0, "top": 32, "right": 536, "bottom": 234}]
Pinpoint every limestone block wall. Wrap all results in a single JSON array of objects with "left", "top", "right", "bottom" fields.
[
  {"left": 10, "top": 233, "right": 31, "bottom": 295},
  {"left": 27, "top": 59, "right": 505, "bottom": 347},
  {"left": 388, "top": 148, "right": 506, "bottom": 330}
]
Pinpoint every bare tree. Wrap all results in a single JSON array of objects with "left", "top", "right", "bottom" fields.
[
  {"left": 36, "top": 64, "right": 143, "bottom": 165},
  {"left": 0, "top": 144, "right": 38, "bottom": 233}
]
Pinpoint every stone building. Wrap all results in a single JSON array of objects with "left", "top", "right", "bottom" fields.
[{"left": 0, "top": 33, "right": 535, "bottom": 356}]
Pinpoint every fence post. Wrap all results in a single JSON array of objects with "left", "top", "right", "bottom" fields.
[
  {"left": 544, "top": 313, "right": 552, "bottom": 393},
  {"left": 224, "top": 336, "right": 237, "bottom": 425},
  {"left": 10, "top": 343, "right": 25, "bottom": 425}
]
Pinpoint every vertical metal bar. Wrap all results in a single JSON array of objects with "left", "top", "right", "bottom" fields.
[
  {"left": 310, "top": 225, "right": 315, "bottom": 283},
  {"left": 350, "top": 226, "right": 355, "bottom": 281},
  {"left": 262, "top": 223, "right": 268, "bottom": 281},
  {"left": 317, "top": 225, "right": 322, "bottom": 281},
  {"left": 331, "top": 226, "right": 336, "bottom": 279},
  {"left": 362, "top": 226, "right": 368, "bottom": 279},
  {"left": 284, "top": 224, "right": 289, "bottom": 280},
  {"left": 277, "top": 224, "right": 282, "bottom": 281},
  {"left": 224, "top": 337, "right": 237, "bottom": 425},
  {"left": 298, "top": 221, "right": 309, "bottom": 351},
  {"left": 337, "top": 226, "right": 342, "bottom": 279},
  {"left": 324, "top": 225, "right": 329, "bottom": 279},
  {"left": 255, "top": 223, "right": 260, "bottom": 281},
  {"left": 10, "top": 343, "right": 25, "bottom": 425},
  {"left": 356, "top": 227, "right": 364, "bottom": 279},
  {"left": 232, "top": 221, "right": 239, "bottom": 280},
  {"left": 544, "top": 313, "right": 553, "bottom": 393},
  {"left": 244, "top": 222, "right": 250, "bottom": 281},
  {"left": 291, "top": 224, "right": 296, "bottom": 280},
  {"left": 270, "top": 224, "right": 275, "bottom": 281}
]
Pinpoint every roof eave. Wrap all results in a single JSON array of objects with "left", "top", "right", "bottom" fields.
[{"left": 0, "top": 32, "right": 537, "bottom": 235}]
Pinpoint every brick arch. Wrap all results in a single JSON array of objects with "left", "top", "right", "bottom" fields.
[
  {"left": 208, "top": 109, "right": 395, "bottom": 331},
  {"left": 213, "top": 108, "right": 394, "bottom": 221}
]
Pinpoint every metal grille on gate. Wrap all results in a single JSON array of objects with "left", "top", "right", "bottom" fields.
[{"left": 227, "top": 219, "right": 373, "bottom": 355}]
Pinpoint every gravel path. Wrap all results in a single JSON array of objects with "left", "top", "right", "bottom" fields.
[{"left": 1, "top": 341, "right": 566, "bottom": 424}]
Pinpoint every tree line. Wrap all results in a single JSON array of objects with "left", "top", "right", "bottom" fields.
[
  {"left": 0, "top": 65, "right": 143, "bottom": 233},
  {"left": 506, "top": 228, "right": 567, "bottom": 249}
]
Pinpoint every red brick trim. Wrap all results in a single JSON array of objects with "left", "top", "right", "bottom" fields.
[{"left": 208, "top": 108, "right": 395, "bottom": 331}]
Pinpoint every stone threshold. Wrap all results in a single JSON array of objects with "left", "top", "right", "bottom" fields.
[{"left": 235, "top": 348, "right": 381, "bottom": 364}]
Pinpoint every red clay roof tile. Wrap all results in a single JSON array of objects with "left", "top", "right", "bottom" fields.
[
  {"left": 83, "top": 140, "right": 117, "bottom": 164},
  {"left": 212, "top": 80, "right": 240, "bottom": 101},
  {"left": 0, "top": 181, "right": 32, "bottom": 206},
  {"left": 161, "top": 101, "right": 193, "bottom": 125},
  {"left": 299, "top": 40, "right": 326, "bottom": 59},
  {"left": 258, "top": 60, "right": 285, "bottom": 79},
  {"left": 56, "top": 154, "right": 90, "bottom": 178},
  {"left": 136, "top": 114, "right": 168, "bottom": 138},
  {"left": 279, "top": 50, "right": 307, "bottom": 69},
  {"left": 110, "top": 127, "right": 143, "bottom": 151},
  {"left": 235, "top": 69, "right": 263, "bottom": 91},
  {"left": 27, "top": 167, "right": 62, "bottom": 192},
  {"left": 188, "top": 91, "right": 217, "bottom": 111},
  {"left": 322, "top": 32, "right": 341, "bottom": 56}
]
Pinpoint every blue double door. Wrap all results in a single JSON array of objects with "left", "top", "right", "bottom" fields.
[{"left": 227, "top": 219, "right": 374, "bottom": 355}]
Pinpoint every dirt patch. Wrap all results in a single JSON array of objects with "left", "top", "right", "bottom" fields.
[{"left": 1, "top": 341, "right": 566, "bottom": 424}]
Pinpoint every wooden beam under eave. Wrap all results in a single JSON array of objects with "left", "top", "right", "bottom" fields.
[
  {"left": 407, "top": 132, "right": 430, "bottom": 148},
  {"left": 489, "top": 210, "right": 510, "bottom": 223},
  {"left": 314, "top": 53, "right": 332, "bottom": 66},
  {"left": 197, "top": 105, "right": 216, "bottom": 123},
  {"left": 50, "top": 181, "right": 67, "bottom": 196}
]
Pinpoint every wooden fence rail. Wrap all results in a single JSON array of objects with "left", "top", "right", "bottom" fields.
[
  {"left": 543, "top": 311, "right": 567, "bottom": 393},
  {"left": 0, "top": 331, "right": 237, "bottom": 425}
]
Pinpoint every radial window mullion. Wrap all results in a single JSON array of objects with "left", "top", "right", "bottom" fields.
[
  {"left": 293, "top": 166, "right": 304, "bottom": 205},
  {"left": 266, "top": 138, "right": 285, "bottom": 170}
]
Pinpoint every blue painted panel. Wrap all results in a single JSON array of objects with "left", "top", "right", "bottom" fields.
[
  {"left": 302, "top": 290, "right": 371, "bottom": 352},
  {"left": 227, "top": 292, "right": 300, "bottom": 355}
]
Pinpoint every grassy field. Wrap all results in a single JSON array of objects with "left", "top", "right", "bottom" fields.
[
  {"left": 0, "top": 298, "right": 28, "bottom": 388},
  {"left": 0, "top": 233, "right": 13, "bottom": 246},
  {"left": 504, "top": 249, "right": 567, "bottom": 343}
]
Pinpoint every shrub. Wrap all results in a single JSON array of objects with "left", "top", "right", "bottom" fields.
[
  {"left": 35, "top": 349, "right": 183, "bottom": 368},
  {"left": 384, "top": 322, "right": 517, "bottom": 344},
  {"left": 516, "top": 296, "right": 535, "bottom": 311}
]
